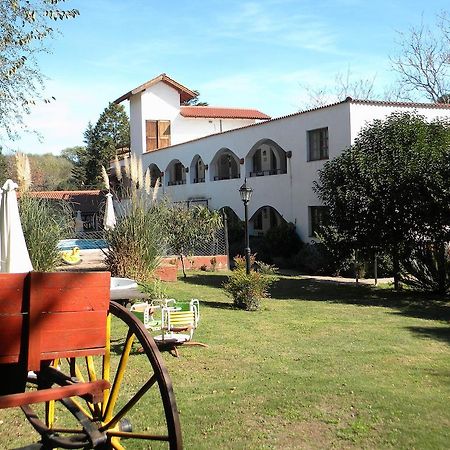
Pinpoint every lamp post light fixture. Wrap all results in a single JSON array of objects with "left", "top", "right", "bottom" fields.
[{"left": 239, "top": 178, "right": 253, "bottom": 275}]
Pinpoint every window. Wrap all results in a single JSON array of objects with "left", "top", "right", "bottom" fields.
[
  {"left": 309, "top": 206, "right": 329, "bottom": 237},
  {"left": 252, "top": 149, "right": 262, "bottom": 173},
  {"left": 174, "top": 162, "right": 184, "bottom": 182},
  {"left": 253, "top": 211, "right": 263, "bottom": 230},
  {"left": 308, "top": 127, "right": 328, "bottom": 161},
  {"left": 146, "top": 120, "right": 171, "bottom": 152}
]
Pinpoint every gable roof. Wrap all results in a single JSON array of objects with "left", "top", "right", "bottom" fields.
[
  {"left": 114, "top": 73, "right": 197, "bottom": 104},
  {"left": 180, "top": 106, "right": 270, "bottom": 120}
]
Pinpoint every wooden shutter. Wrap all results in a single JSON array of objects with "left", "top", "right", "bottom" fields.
[
  {"left": 146, "top": 120, "right": 157, "bottom": 152},
  {"left": 158, "top": 120, "right": 171, "bottom": 149}
]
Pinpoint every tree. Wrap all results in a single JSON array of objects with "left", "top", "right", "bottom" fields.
[
  {"left": 61, "top": 145, "right": 88, "bottom": 188},
  {"left": 83, "top": 103, "right": 130, "bottom": 187},
  {"left": 0, "top": 0, "right": 79, "bottom": 140},
  {"left": 0, "top": 147, "right": 8, "bottom": 184},
  {"left": 28, "top": 153, "right": 75, "bottom": 190},
  {"left": 391, "top": 11, "right": 450, "bottom": 102},
  {"left": 181, "top": 90, "right": 208, "bottom": 106},
  {"left": 314, "top": 112, "right": 450, "bottom": 290},
  {"left": 164, "top": 205, "right": 222, "bottom": 277},
  {"left": 301, "top": 68, "right": 378, "bottom": 109}
]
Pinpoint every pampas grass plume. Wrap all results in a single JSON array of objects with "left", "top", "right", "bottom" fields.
[
  {"left": 101, "top": 165, "right": 110, "bottom": 191},
  {"left": 144, "top": 169, "right": 151, "bottom": 194},
  {"left": 15, "top": 152, "right": 32, "bottom": 193},
  {"left": 114, "top": 156, "right": 122, "bottom": 181}
]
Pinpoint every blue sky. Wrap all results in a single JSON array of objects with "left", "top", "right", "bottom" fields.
[{"left": 7, "top": 0, "right": 449, "bottom": 154}]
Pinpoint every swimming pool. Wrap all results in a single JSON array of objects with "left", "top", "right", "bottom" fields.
[{"left": 58, "top": 239, "right": 108, "bottom": 251}]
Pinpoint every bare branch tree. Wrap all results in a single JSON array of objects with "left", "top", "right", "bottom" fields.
[
  {"left": 391, "top": 11, "right": 450, "bottom": 103},
  {"left": 299, "top": 67, "right": 378, "bottom": 110}
]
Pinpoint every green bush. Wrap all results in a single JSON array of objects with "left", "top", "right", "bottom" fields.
[
  {"left": 293, "top": 243, "right": 334, "bottom": 275},
  {"left": 223, "top": 255, "right": 279, "bottom": 311},
  {"left": 264, "top": 222, "right": 302, "bottom": 258},
  {"left": 19, "top": 196, "right": 72, "bottom": 271}
]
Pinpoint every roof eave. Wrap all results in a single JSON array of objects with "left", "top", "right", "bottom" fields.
[{"left": 113, "top": 73, "right": 197, "bottom": 105}]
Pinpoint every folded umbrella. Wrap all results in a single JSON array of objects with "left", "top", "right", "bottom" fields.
[
  {"left": 0, "top": 180, "right": 33, "bottom": 273},
  {"left": 103, "top": 192, "right": 116, "bottom": 230}
]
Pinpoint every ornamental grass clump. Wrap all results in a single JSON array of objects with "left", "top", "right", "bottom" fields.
[
  {"left": 104, "top": 157, "right": 165, "bottom": 283},
  {"left": 17, "top": 153, "right": 72, "bottom": 271},
  {"left": 20, "top": 196, "right": 72, "bottom": 271},
  {"left": 223, "top": 255, "right": 279, "bottom": 311}
]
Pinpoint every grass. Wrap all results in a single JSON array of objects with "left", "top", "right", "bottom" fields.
[{"left": 1, "top": 272, "right": 449, "bottom": 449}]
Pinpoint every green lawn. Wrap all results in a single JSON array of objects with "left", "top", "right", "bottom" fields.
[{"left": 1, "top": 272, "right": 449, "bottom": 449}]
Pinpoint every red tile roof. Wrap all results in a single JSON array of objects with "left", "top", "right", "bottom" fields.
[
  {"left": 180, "top": 106, "right": 270, "bottom": 120},
  {"left": 28, "top": 190, "right": 103, "bottom": 200},
  {"left": 27, "top": 190, "right": 106, "bottom": 213}
]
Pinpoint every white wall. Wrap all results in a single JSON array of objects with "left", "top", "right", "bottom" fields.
[
  {"left": 349, "top": 102, "right": 450, "bottom": 142},
  {"left": 139, "top": 99, "right": 450, "bottom": 243},
  {"left": 174, "top": 117, "right": 257, "bottom": 147},
  {"left": 133, "top": 81, "right": 262, "bottom": 153},
  {"left": 130, "top": 94, "right": 143, "bottom": 156},
  {"left": 141, "top": 101, "right": 352, "bottom": 242}
]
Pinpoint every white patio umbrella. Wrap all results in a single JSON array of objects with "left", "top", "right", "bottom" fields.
[
  {"left": 103, "top": 192, "right": 116, "bottom": 230},
  {"left": 75, "top": 210, "right": 84, "bottom": 232},
  {"left": 0, "top": 179, "right": 33, "bottom": 273}
]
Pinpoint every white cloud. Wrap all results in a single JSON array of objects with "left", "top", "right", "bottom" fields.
[{"left": 211, "top": 1, "right": 340, "bottom": 53}]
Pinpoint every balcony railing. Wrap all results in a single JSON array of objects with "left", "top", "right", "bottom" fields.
[
  {"left": 167, "top": 180, "right": 186, "bottom": 186},
  {"left": 192, "top": 178, "right": 205, "bottom": 183},
  {"left": 249, "top": 169, "right": 287, "bottom": 177},
  {"left": 213, "top": 175, "right": 240, "bottom": 181}
]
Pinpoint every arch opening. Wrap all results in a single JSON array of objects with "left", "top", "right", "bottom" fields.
[
  {"left": 147, "top": 163, "right": 163, "bottom": 187},
  {"left": 246, "top": 139, "right": 287, "bottom": 178},
  {"left": 166, "top": 159, "right": 187, "bottom": 186},
  {"left": 210, "top": 148, "right": 240, "bottom": 182},
  {"left": 249, "top": 205, "right": 285, "bottom": 236},
  {"left": 190, "top": 155, "right": 206, "bottom": 184}
]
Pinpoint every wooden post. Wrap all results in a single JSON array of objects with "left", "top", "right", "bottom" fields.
[
  {"left": 374, "top": 252, "right": 378, "bottom": 285},
  {"left": 222, "top": 210, "right": 230, "bottom": 270}
]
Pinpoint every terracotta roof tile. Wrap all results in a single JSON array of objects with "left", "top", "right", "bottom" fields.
[
  {"left": 27, "top": 190, "right": 106, "bottom": 213},
  {"left": 348, "top": 97, "right": 450, "bottom": 109},
  {"left": 28, "top": 190, "right": 103, "bottom": 200},
  {"left": 180, "top": 106, "right": 270, "bottom": 120}
]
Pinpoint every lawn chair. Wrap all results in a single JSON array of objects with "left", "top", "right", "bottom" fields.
[
  {"left": 173, "top": 299, "right": 200, "bottom": 323},
  {"left": 129, "top": 302, "right": 162, "bottom": 331},
  {"left": 129, "top": 298, "right": 178, "bottom": 331},
  {"left": 153, "top": 300, "right": 206, "bottom": 357}
]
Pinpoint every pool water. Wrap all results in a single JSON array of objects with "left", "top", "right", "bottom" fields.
[{"left": 58, "top": 239, "right": 108, "bottom": 251}]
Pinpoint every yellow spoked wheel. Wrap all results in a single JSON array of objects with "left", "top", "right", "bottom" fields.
[{"left": 23, "top": 301, "right": 183, "bottom": 450}]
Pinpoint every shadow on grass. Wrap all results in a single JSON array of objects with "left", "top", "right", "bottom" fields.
[
  {"left": 406, "top": 326, "right": 450, "bottom": 345},
  {"left": 182, "top": 274, "right": 234, "bottom": 310},
  {"left": 182, "top": 273, "right": 227, "bottom": 289},
  {"left": 271, "top": 277, "right": 450, "bottom": 322},
  {"left": 181, "top": 273, "right": 450, "bottom": 338}
]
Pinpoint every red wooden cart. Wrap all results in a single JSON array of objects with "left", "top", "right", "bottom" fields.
[{"left": 0, "top": 272, "right": 182, "bottom": 449}]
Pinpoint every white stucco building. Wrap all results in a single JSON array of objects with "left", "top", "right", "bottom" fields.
[
  {"left": 115, "top": 75, "right": 450, "bottom": 242},
  {"left": 114, "top": 73, "right": 270, "bottom": 155}
]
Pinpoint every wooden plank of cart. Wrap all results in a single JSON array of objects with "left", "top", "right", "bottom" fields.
[{"left": 0, "top": 272, "right": 182, "bottom": 450}]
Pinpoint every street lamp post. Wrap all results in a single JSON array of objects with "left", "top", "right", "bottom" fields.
[{"left": 239, "top": 178, "right": 253, "bottom": 275}]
